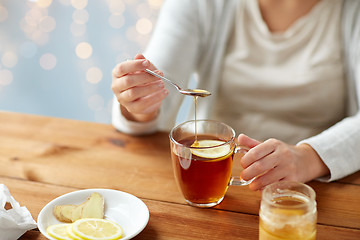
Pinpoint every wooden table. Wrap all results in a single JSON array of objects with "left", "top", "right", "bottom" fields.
[{"left": 0, "top": 112, "right": 359, "bottom": 239}]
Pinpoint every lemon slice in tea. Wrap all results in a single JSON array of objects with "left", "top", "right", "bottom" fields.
[
  {"left": 190, "top": 140, "right": 231, "bottom": 159},
  {"left": 72, "top": 218, "right": 123, "bottom": 240},
  {"left": 46, "top": 223, "right": 72, "bottom": 240}
]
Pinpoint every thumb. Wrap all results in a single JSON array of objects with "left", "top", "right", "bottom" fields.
[
  {"left": 237, "top": 134, "right": 261, "bottom": 148},
  {"left": 134, "top": 53, "right": 157, "bottom": 71}
]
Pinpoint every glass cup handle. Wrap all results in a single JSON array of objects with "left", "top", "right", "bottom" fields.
[{"left": 229, "top": 145, "right": 255, "bottom": 186}]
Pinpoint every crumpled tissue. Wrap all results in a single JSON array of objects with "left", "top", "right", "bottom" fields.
[{"left": 0, "top": 184, "right": 37, "bottom": 240}]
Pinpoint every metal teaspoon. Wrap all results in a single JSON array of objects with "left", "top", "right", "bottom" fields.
[{"left": 145, "top": 69, "right": 211, "bottom": 97}]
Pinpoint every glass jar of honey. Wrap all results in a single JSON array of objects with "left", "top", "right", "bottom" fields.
[{"left": 259, "top": 181, "right": 317, "bottom": 240}]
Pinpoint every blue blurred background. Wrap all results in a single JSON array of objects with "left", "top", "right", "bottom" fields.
[{"left": 0, "top": 0, "right": 162, "bottom": 123}]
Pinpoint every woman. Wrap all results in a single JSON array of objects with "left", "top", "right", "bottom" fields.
[{"left": 111, "top": 0, "right": 360, "bottom": 191}]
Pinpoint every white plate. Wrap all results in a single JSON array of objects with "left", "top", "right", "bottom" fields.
[{"left": 37, "top": 189, "right": 149, "bottom": 240}]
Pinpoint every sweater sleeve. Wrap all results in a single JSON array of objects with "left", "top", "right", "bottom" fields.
[
  {"left": 297, "top": 113, "right": 360, "bottom": 182},
  {"left": 112, "top": 0, "right": 203, "bottom": 134},
  {"left": 111, "top": 97, "right": 158, "bottom": 135},
  {"left": 297, "top": 0, "right": 360, "bottom": 182}
]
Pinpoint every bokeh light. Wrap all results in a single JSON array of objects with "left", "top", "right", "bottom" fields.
[
  {"left": 136, "top": 18, "right": 152, "bottom": 35},
  {"left": 75, "top": 42, "right": 93, "bottom": 59},
  {"left": 1, "top": 51, "right": 18, "bottom": 68},
  {"left": 72, "top": 9, "right": 89, "bottom": 24},
  {"left": 20, "top": 6, "right": 53, "bottom": 45},
  {"left": 0, "top": 5, "right": 8, "bottom": 22},
  {"left": 123, "top": 0, "right": 136, "bottom": 5},
  {"left": 0, "top": 0, "right": 163, "bottom": 124},
  {"left": 24, "top": 8, "right": 43, "bottom": 27},
  {"left": 71, "top": 0, "right": 88, "bottom": 10},
  {"left": 58, "top": 0, "right": 71, "bottom": 6},
  {"left": 86, "top": 67, "right": 103, "bottom": 84},
  {"left": 39, "top": 53, "right": 57, "bottom": 70},
  {"left": 39, "top": 15, "right": 56, "bottom": 32},
  {"left": 0, "top": 69, "right": 13, "bottom": 86},
  {"left": 36, "top": 0, "right": 53, "bottom": 8},
  {"left": 147, "top": 0, "right": 163, "bottom": 9},
  {"left": 108, "top": 0, "right": 125, "bottom": 14}
]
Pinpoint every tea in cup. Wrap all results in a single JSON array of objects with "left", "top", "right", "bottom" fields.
[{"left": 169, "top": 120, "right": 252, "bottom": 207}]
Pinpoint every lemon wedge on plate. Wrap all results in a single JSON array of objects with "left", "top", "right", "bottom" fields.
[
  {"left": 46, "top": 223, "right": 72, "bottom": 240},
  {"left": 190, "top": 140, "right": 232, "bottom": 159},
  {"left": 72, "top": 218, "right": 123, "bottom": 240}
]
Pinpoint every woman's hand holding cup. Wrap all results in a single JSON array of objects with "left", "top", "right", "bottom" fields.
[{"left": 238, "top": 134, "right": 330, "bottom": 191}]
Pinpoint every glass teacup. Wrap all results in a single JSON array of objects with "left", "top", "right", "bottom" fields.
[{"left": 169, "top": 120, "right": 252, "bottom": 208}]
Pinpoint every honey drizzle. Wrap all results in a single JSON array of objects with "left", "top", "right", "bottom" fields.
[{"left": 193, "top": 96, "right": 199, "bottom": 147}]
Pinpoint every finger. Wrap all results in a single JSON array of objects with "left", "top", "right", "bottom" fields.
[
  {"left": 248, "top": 165, "right": 287, "bottom": 191},
  {"left": 124, "top": 88, "right": 169, "bottom": 114},
  {"left": 241, "top": 140, "right": 276, "bottom": 169},
  {"left": 126, "top": 89, "right": 168, "bottom": 114},
  {"left": 134, "top": 53, "right": 157, "bottom": 70},
  {"left": 134, "top": 53, "right": 145, "bottom": 60},
  {"left": 237, "top": 134, "right": 261, "bottom": 148},
  {"left": 241, "top": 150, "right": 279, "bottom": 181},
  {"left": 112, "top": 58, "right": 151, "bottom": 78},
  {"left": 112, "top": 70, "right": 164, "bottom": 94},
  {"left": 117, "top": 80, "right": 165, "bottom": 103}
]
